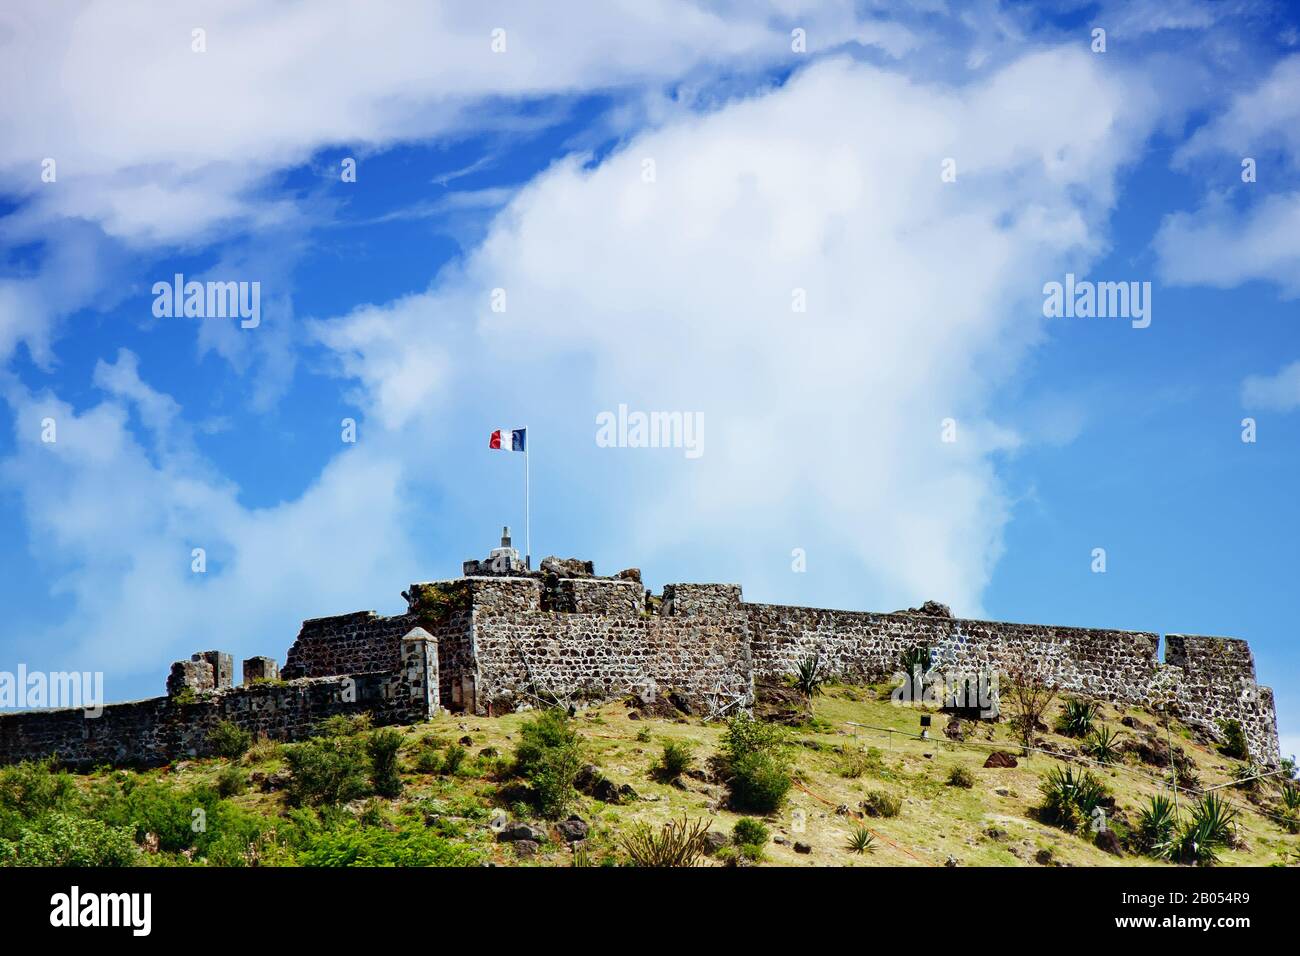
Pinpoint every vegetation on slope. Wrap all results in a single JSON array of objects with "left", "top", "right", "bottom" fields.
[{"left": 0, "top": 684, "right": 1296, "bottom": 867}]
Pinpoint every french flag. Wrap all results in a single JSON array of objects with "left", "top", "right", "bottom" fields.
[{"left": 489, "top": 427, "right": 526, "bottom": 452}]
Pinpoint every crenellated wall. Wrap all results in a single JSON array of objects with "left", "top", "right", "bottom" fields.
[{"left": 0, "top": 552, "right": 1282, "bottom": 768}]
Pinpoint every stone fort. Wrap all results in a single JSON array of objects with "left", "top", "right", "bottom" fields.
[{"left": 0, "top": 530, "right": 1281, "bottom": 768}]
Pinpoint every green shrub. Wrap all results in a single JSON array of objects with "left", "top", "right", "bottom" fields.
[
  {"left": 441, "top": 743, "right": 468, "bottom": 776},
  {"left": 0, "top": 760, "right": 80, "bottom": 825},
  {"left": 654, "top": 741, "right": 695, "bottom": 782},
  {"left": 513, "top": 708, "right": 585, "bottom": 819},
  {"left": 732, "top": 817, "right": 770, "bottom": 847},
  {"left": 722, "top": 713, "right": 792, "bottom": 813},
  {"left": 1134, "top": 794, "right": 1179, "bottom": 858},
  {"left": 299, "top": 820, "right": 481, "bottom": 866},
  {"left": 837, "top": 746, "right": 885, "bottom": 779},
  {"left": 1037, "top": 766, "right": 1108, "bottom": 832},
  {"left": 94, "top": 779, "right": 217, "bottom": 852},
  {"left": 318, "top": 713, "right": 373, "bottom": 738},
  {"left": 1218, "top": 719, "right": 1249, "bottom": 760},
  {"left": 1057, "top": 699, "right": 1099, "bottom": 738},
  {"left": 860, "top": 790, "right": 901, "bottom": 818},
  {"left": 620, "top": 815, "right": 712, "bottom": 867},
  {"left": 216, "top": 765, "right": 247, "bottom": 798},
  {"left": 207, "top": 720, "right": 252, "bottom": 760},
  {"left": 285, "top": 735, "right": 369, "bottom": 806},
  {"left": 947, "top": 766, "right": 975, "bottom": 789},
  {"left": 0, "top": 813, "right": 138, "bottom": 867},
  {"left": 1083, "top": 726, "right": 1122, "bottom": 765},
  {"left": 412, "top": 735, "right": 445, "bottom": 774},
  {"left": 367, "top": 729, "right": 404, "bottom": 798}
]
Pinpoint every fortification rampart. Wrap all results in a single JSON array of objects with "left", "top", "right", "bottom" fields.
[{"left": 0, "top": 534, "right": 1282, "bottom": 768}]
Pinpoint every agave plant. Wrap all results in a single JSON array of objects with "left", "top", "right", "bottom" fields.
[
  {"left": 846, "top": 825, "right": 876, "bottom": 855},
  {"left": 1083, "top": 726, "right": 1122, "bottom": 765},
  {"left": 792, "top": 651, "right": 825, "bottom": 700},
  {"left": 1038, "top": 765, "right": 1108, "bottom": 831},
  {"left": 1135, "top": 794, "right": 1179, "bottom": 858},
  {"left": 1174, "top": 793, "right": 1238, "bottom": 866},
  {"left": 1231, "top": 763, "right": 1261, "bottom": 791},
  {"left": 620, "top": 815, "right": 714, "bottom": 867},
  {"left": 900, "top": 644, "right": 932, "bottom": 676},
  {"left": 1281, "top": 783, "right": 1300, "bottom": 813},
  {"left": 1057, "top": 699, "right": 1099, "bottom": 738}
]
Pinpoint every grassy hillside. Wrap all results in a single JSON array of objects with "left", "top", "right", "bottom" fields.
[{"left": 1, "top": 683, "right": 1296, "bottom": 867}]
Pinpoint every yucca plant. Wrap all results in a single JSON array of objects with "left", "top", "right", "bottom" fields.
[
  {"left": 1057, "top": 699, "right": 1099, "bottom": 738},
  {"left": 1134, "top": 794, "right": 1179, "bottom": 858},
  {"left": 792, "top": 651, "right": 825, "bottom": 700},
  {"left": 1280, "top": 783, "right": 1300, "bottom": 813},
  {"left": 1083, "top": 726, "right": 1122, "bottom": 765},
  {"left": 1271, "top": 783, "right": 1298, "bottom": 834},
  {"left": 1231, "top": 763, "right": 1260, "bottom": 791},
  {"left": 620, "top": 815, "right": 713, "bottom": 867},
  {"left": 1038, "top": 765, "right": 1108, "bottom": 831},
  {"left": 846, "top": 825, "right": 876, "bottom": 855},
  {"left": 1174, "top": 793, "right": 1238, "bottom": 866},
  {"left": 900, "top": 645, "right": 931, "bottom": 677}
]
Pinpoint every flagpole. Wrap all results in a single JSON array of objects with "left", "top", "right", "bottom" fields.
[{"left": 524, "top": 427, "right": 531, "bottom": 570}]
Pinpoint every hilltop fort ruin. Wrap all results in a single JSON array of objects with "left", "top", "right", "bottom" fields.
[{"left": 0, "top": 530, "right": 1281, "bottom": 768}]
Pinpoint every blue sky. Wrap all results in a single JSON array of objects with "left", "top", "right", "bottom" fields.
[{"left": 1, "top": 2, "right": 1298, "bottom": 757}]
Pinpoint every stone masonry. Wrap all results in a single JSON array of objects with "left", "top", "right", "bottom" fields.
[{"left": 0, "top": 539, "right": 1282, "bottom": 767}]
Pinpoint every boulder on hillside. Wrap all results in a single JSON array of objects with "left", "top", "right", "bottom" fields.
[
  {"left": 753, "top": 678, "right": 812, "bottom": 725},
  {"left": 983, "top": 751, "right": 1018, "bottom": 769}
]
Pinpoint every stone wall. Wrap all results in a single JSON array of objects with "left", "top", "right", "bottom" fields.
[
  {"left": 746, "top": 602, "right": 1279, "bottom": 766},
  {"left": 472, "top": 611, "right": 752, "bottom": 716},
  {"left": 0, "top": 633, "right": 438, "bottom": 769},
  {"left": 281, "top": 610, "right": 418, "bottom": 679},
  {"left": 1164, "top": 634, "right": 1281, "bottom": 766}
]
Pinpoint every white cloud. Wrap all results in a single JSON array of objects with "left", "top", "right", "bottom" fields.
[
  {"left": 0, "top": 0, "right": 905, "bottom": 247},
  {"left": 1177, "top": 54, "right": 1300, "bottom": 167},
  {"left": 314, "top": 50, "right": 1158, "bottom": 615},
  {"left": 0, "top": 352, "right": 423, "bottom": 684},
  {"left": 1243, "top": 360, "right": 1300, "bottom": 411},
  {"left": 1157, "top": 55, "right": 1300, "bottom": 294},
  {"left": 1156, "top": 190, "right": 1300, "bottom": 294}
]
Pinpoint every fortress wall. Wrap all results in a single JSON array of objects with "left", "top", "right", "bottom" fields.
[
  {"left": 1164, "top": 634, "right": 1281, "bottom": 766},
  {"left": 746, "top": 603, "right": 1163, "bottom": 703},
  {"left": 0, "top": 673, "right": 404, "bottom": 769},
  {"left": 747, "top": 602, "right": 1280, "bottom": 765},
  {"left": 471, "top": 611, "right": 752, "bottom": 715},
  {"left": 0, "top": 634, "right": 440, "bottom": 769},
  {"left": 281, "top": 610, "right": 418, "bottom": 679},
  {"left": 558, "top": 578, "right": 642, "bottom": 615},
  {"left": 663, "top": 583, "right": 743, "bottom": 616}
]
